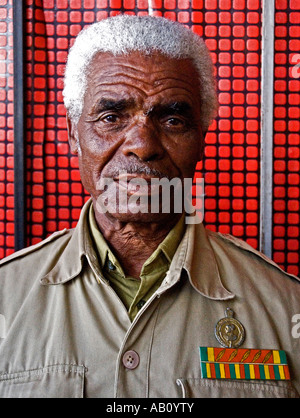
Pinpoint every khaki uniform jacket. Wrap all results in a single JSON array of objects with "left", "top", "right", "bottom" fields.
[{"left": 0, "top": 199, "right": 300, "bottom": 398}]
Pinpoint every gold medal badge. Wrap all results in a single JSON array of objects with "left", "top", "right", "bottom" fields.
[{"left": 215, "top": 308, "right": 245, "bottom": 348}]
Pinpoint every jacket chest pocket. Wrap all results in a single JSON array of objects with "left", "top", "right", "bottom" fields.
[
  {"left": 0, "top": 364, "right": 85, "bottom": 398},
  {"left": 176, "top": 378, "right": 299, "bottom": 398}
]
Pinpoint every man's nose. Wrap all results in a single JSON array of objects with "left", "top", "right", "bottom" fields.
[{"left": 121, "top": 120, "right": 165, "bottom": 162}]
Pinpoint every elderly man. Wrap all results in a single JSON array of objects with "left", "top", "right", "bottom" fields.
[{"left": 0, "top": 15, "right": 299, "bottom": 398}]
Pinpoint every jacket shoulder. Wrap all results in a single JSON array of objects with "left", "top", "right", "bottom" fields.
[
  {"left": 207, "top": 228, "right": 300, "bottom": 284},
  {"left": 0, "top": 228, "right": 70, "bottom": 267}
]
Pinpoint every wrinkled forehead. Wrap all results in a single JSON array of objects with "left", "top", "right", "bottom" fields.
[{"left": 84, "top": 50, "right": 201, "bottom": 108}]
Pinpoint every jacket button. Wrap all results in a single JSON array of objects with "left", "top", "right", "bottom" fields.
[{"left": 122, "top": 350, "right": 140, "bottom": 370}]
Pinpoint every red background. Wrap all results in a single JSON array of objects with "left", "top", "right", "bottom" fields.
[{"left": 0, "top": 0, "right": 299, "bottom": 276}]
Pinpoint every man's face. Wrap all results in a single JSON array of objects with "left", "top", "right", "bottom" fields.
[{"left": 68, "top": 51, "right": 204, "bottom": 223}]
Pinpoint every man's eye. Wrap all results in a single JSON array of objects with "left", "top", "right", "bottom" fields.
[
  {"left": 168, "top": 118, "right": 182, "bottom": 125},
  {"left": 85, "top": 113, "right": 121, "bottom": 124},
  {"left": 102, "top": 114, "right": 119, "bottom": 123},
  {"left": 164, "top": 117, "right": 186, "bottom": 127}
]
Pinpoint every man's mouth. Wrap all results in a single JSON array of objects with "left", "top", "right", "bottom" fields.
[{"left": 113, "top": 173, "right": 162, "bottom": 196}]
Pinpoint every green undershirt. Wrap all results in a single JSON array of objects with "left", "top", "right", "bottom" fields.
[{"left": 88, "top": 205, "right": 185, "bottom": 321}]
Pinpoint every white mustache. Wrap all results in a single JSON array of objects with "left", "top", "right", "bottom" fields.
[{"left": 106, "top": 164, "right": 172, "bottom": 180}]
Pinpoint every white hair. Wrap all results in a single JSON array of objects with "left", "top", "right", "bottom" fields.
[{"left": 63, "top": 14, "right": 218, "bottom": 132}]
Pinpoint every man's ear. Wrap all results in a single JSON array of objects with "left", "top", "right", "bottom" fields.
[{"left": 66, "top": 114, "right": 79, "bottom": 154}]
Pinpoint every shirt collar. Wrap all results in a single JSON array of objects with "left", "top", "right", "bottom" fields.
[
  {"left": 40, "top": 198, "right": 235, "bottom": 301},
  {"left": 88, "top": 203, "right": 117, "bottom": 271}
]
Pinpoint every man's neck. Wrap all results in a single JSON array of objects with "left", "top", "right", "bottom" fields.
[{"left": 93, "top": 208, "right": 182, "bottom": 279}]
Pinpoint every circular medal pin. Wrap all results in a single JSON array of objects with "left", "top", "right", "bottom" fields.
[{"left": 215, "top": 308, "right": 245, "bottom": 348}]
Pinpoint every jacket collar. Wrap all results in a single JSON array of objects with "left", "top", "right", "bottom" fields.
[
  {"left": 40, "top": 198, "right": 98, "bottom": 286},
  {"left": 40, "top": 199, "right": 235, "bottom": 301},
  {"left": 183, "top": 222, "right": 234, "bottom": 300}
]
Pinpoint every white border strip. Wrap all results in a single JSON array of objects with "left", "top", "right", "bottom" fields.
[
  {"left": 260, "top": 0, "right": 275, "bottom": 258},
  {"left": 148, "top": 0, "right": 154, "bottom": 15}
]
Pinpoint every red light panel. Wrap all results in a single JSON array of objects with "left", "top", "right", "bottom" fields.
[
  {"left": 0, "top": 0, "right": 14, "bottom": 258},
  {"left": 273, "top": 0, "right": 300, "bottom": 276}
]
